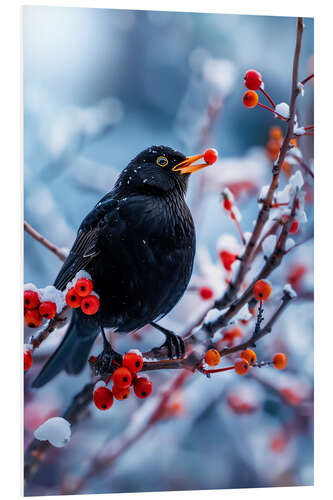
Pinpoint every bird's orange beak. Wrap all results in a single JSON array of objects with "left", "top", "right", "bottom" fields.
[{"left": 172, "top": 150, "right": 218, "bottom": 175}]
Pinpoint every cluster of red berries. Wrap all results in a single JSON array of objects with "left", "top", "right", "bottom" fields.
[
  {"left": 92, "top": 350, "right": 152, "bottom": 411},
  {"left": 24, "top": 284, "right": 64, "bottom": 328},
  {"left": 65, "top": 271, "right": 100, "bottom": 315}
]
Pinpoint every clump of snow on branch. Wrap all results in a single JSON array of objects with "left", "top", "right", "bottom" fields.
[{"left": 34, "top": 417, "right": 71, "bottom": 448}]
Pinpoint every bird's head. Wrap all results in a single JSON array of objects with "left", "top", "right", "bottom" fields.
[{"left": 114, "top": 145, "right": 218, "bottom": 197}]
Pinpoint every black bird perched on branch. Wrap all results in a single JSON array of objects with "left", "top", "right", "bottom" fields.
[{"left": 32, "top": 145, "right": 217, "bottom": 388}]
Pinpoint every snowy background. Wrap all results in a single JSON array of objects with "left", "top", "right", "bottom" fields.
[{"left": 24, "top": 7, "right": 314, "bottom": 496}]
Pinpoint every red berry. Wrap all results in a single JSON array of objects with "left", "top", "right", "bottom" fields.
[
  {"left": 134, "top": 376, "right": 152, "bottom": 399},
  {"left": 223, "top": 198, "right": 233, "bottom": 211},
  {"left": 123, "top": 352, "right": 143, "bottom": 373},
  {"left": 289, "top": 220, "right": 299, "bottom": 234},
  {"left": 112, "top": 386, "right": 131, "bottom": 400},
  {"left": 39, "top": 301, "right": 57, "bottom": 319},
  {"left": 203, "top": 148, "right": 218, "bottom": 165},
  {"left": 66, "top": 287, "right": 82, "bottom": 308},
  {"left": 199, "top": 286, "right": 213, "bottom": 300},
  {"left": 234, "top": 358, "right": 250, "bottom": 375},
  {"left": 287, "top": 264, "right": 306, "bottom": 290},
  {"left": 75, "top": 278, "right": 93, "bottom": 297},
  {"left": 89, "top": 355, "right": 97, "bottom": 364},
  {"left": 243, "top": 90, "right": 259, "bottom": 108},
  {"left": 112, "top": 367, "right": 132, "bottom": 388},
  {"left": 219, "top": 250, "right": 237, "bottom": 272},
  {"left": 24, "top": 309, "right": 42, "bottom": 328},
  {"left": 24, "top": 290, "right": 40, "bottom": 310},
  {"left": 93, "top": 386, "right": 114, "bottom": 410},
  {"left": 24, "top": 349, "right": 33, "bottom": 371},
  {"left": 244, "top": 69, "right": 262, "bottom": 90},
  {"left": 81, "top": 294, "right": 100, "bottom": 315},
  {"left": 253, "top": 279, "right": 272, "bottom": 301}
]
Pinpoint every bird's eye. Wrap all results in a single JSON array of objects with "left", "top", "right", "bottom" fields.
[{"left": 156, "top": 155, "right": 168, "bottom": 167}]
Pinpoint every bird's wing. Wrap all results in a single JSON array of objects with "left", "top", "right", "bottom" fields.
[{"left": 54, "top": 198, "right": 118, "bottom": 291}]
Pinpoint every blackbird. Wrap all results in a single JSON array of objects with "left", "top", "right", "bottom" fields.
[{"left": 32, "top": 145, "right": 216, "bottom": 388}]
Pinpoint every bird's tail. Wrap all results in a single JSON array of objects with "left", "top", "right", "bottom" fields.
[{"left": 31, "top": 313, "right": 98, "bottom": 388}]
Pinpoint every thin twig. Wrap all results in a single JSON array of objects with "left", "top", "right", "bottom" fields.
[
  {"left": 215, "top": 17, "right": 304, "bottom": 310},
  {"left": 24, "top": 221, "right": 67, "bottom": 262}
]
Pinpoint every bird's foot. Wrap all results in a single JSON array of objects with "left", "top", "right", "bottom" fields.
[
  {"left": 92, "top": 343, "right": 123, "bottom": 376},
  {"left": 151, "top": 322, "right": 185, "bottom": 359}
]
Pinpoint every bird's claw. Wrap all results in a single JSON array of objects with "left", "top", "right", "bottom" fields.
[
  {"left": 92, "top": 344, "right": 123, "bottom": 376},
  {"left": 159, "top": 333, "right": 185, "bottom": 360}
]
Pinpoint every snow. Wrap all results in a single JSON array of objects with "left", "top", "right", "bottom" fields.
[
  {"left": 128, "top": 349, "right": 143, "bottom": 356},
  {"left": 296, "top": 210, "right": 308, "bottom": 223},
  {"left": 275, "top": 102, "right": 290, "bottom": 119},
  {"left": 24, "top": 283, "right": 39, "bottom": 293},
  {"left": 231, "top": 205, "right": 242, "bottom": 222},
  {"left": 297, "top": 82, "right": 305, "bottom": 96},
  {"left": 289, "top": 170, "right": 304, "bottom": 189},
  {"left": 216, "top": 234, "right": 241, "bottom": 255},
  {"left": 74, "top": 270, "right": 92, "bottom": 284},
  {"left": 202, "top": 58, "right": 236, "bottom": 94},
  {"left": 222, "top": 187, "right": 234, "bottom": 202},
  {"left": 293, "top": 126, "right": 305, "bottom": 136},
  {"left": 259, "top": 185, "right": 269, "bottom": 200},
  {"left": 285, "top": 238, "right": 295, "bottom": 251},
  {"left": 276, "top": 184, "right": 293, "bottom": 204},
  {"left": 38, "top": 286, "right": 65, "bottom": 314},
  {"left": 262, "top": 235, "right": 277, "bottom": 257},
  {"left": 286, "top": 147, "right": 303, "bottom": 165},
  {"left": 34, "top": 417, "right": 71, "bottom": 448},
  {"left": 283, "top": 284, "right": 298, "bottom": 298},
  {"left": 94, "top": 380, "right": 106, "bottom": 391}
]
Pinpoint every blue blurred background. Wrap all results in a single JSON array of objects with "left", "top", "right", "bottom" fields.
[{"left": 24, "top": 7, "right": 314, "bottom": 496}]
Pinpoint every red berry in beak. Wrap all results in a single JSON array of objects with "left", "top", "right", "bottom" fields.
[
  {"left": 112, "top": 367, "right": 132, "bottom": 388},
  {"left": 244, "top": 69, "right": 262, "bottom": 90},
  {"left": 203, "top": 148, "right": 218, "bottom": 165},
  {"left": 134, "top": 376, "right": 152, "bottom": 399},
  {"left": 243, "top": 90, "right": 259, "bottom": 108},
  {"left": 75, "top": 278, "right": 93, "bottom": 297},
  {"left": 93, "top": 386, "right": 114, "bottom": 410},
  {"left": 199, "top": 286, "right": 213, "bottom": 300},
  {"left": 81, "top": 294, "right": 100, "bottom": 315},
  {"left": 66, "top": 287, "right": 82, "bottom": 308},
  {"left": 24, "top": 290, "right": 40, "bottom": 310},
  {"left": 24, "top": 349, "right": 33, "bottom": 371},
  {"left": 39, "top": 301, "right": 57, "bottom": 319},
  {"left": 24, "top": 309, "right": 43, "bottom": 328},
  {"left": 123, "top": 352, "right": 144, "bottom": 373},
  {"left": 112, "top": 386, "right": 131, "bottom": 400}
]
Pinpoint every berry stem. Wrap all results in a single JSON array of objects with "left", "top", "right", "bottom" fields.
[
  {"left": 259, "top": 87, "right": 276, "bottom": 108},
  {"left": 231, "top": 210, "right": 246, "bottom": 245},
  {"left": 257, "top": 102, "right": 288, "bottom": 121},
  {"left": 199, "top": 364, "right": 234, "bottom": 375},
  {"left": 300, "top": 73, "right": 314, "bottom": 86},
  {"left": 304, "top": 125, "right": 314, "bottom": 130}
]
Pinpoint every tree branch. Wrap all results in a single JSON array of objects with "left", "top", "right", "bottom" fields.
[{"left": 24, "top": 220, "right": 67, "bottom": 262}]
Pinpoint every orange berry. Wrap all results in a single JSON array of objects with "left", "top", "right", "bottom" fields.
[
  {"left": 75, "top": 278, "right": 93, "bottom": 297},
  {"left": 240, "top": 349, "right": 256, "bottom": 364},
  {"left": 273, "top": 352, "right": 287, "bottom": 370},
  {"left": 123, "top": 351, "right": 143, "bottom": 373},
  {"left": 39, "top": 301, "right": 57, "bottom": 319},
  {"left": 234, "top": 358, "right": 250, "bottom": 375},
  {"left": 81, "top": 294, "right": 100, "bottom": 315},
  {"left": 204, "top": 348, "right": 221, "bottom": 367},
  {"left": 112, "top": 367, "right": 132, "bottom": 388},
  {"left": 269, "top": 126, "right": 283, "bottom": 140},
  {"left": 24, "top": 309, "right": 43, "bottom": 328},
  {"left": 24, "top": 349, "right": 33, "bottom": 371},
  {"left": 222, "top": 326, "right": 242, "bottom": 343},
  {"left": 253, "top": 279, "right": 272, "bottom": 301},
  {"left": 243, "top": 90, "right": 258, "bottom": 108},
  {"left": 266, "top": 139, "right": 281, "bottom": 160},
  {"left": 134, "top": 376, "right": 152, "bottom": 399},
  {"left": 66, "top": 287, "right": 82, "bottom": 308},
  {"left": 93, "top": 386, "right": 114, "bottom": 410},
  {"left": 112, "top": 386, "right": 131, "bottom": 401}
]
